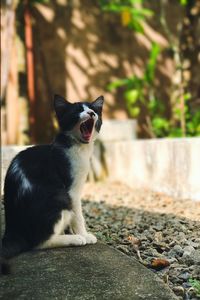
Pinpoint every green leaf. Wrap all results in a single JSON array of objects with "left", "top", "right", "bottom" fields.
[
  {"left": 186, "top": 110, "right": 200, "bottom": 136},
  {"left": 179, "top": 0, "right": 188, "bottom": 6},
  {"left": 168, "top": 127, "right": 183, "bottom": 137},
  {"left": 107, "top": 78, "right": 130, "bottom": 91},
  {"left": 129, "top": 106, "right": 140, "bottom": 117},
  {"left": 30, "top": 0, "right": 50, "bottom": 4},
  {"left": 128, "top": 19, "right": 144, "bottom": 33},
  {"left": 148, "top": 98, "right": 163, "bottom": 115},
  {"left": 145, "top": 43, "right": 160, "bottom": 83},
  {"left": 184, "top": 93, "right": 191, "bottom": 102},
  {"left": 151, "top": 117, "right": 170, "bottom": 137},
  {"left": 125, "top": 89, "right": 139, "bottom": 104},
  {"left": 131, "top": 8, "right": 153, "bottom": 18},
  {"left": 99, "top": 0, "right": 153, "bottom": 33},
  {"left": 152, "top": 117, "right": 169, "bottom": 130},
  {"left": 174, "top": 107, "right": 181, "bottom": 118},
  {"left": 108, "top": 76, "right": 142, "bottom": 91},
  {"left": 192, "top": 110, "right": 200, "bottom": 127}
]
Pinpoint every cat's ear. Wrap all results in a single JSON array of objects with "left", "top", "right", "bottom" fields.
[
  {"left": 54, "top": 94, "right": 72, "bottom": 119},
  {"left": 92, "top": 96, "right": 104, "bottom": 115}
]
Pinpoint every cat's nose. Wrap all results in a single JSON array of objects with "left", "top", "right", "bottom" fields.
[{"left": 88, "top": 111, "right": 95, "bottom": 118}]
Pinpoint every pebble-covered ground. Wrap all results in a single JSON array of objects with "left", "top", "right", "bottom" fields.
[{"left": 83, "top": 182, "right": 200, "bottom": 300}]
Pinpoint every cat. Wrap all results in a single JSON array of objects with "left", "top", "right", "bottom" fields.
[{"left": 1, "top": 94, "right": 104, "bottom": 267}]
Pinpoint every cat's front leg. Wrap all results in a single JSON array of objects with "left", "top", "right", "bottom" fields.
[{"left": 71, "top": 202, "right": 97, "bottom": 244}]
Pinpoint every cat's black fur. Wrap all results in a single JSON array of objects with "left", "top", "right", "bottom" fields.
[{"left": 1, "top": 95, "right": 103, "bottom": 269}]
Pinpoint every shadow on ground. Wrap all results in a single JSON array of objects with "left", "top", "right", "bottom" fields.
[{"left": 83, "top": 198, "right": 200, "bottom": 299}]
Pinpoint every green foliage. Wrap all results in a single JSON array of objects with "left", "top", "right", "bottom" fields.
[
  {"left": 99, "top": 0, "right": 153, "bottom": 32},
  {"left": 186, "top": 109, "right": 200, "bottom": 136},
  {"left": 108, "top": 43, "right": 200, "bottom": 137},
  {"left": 144, "top": 43, "right": 160, "bottom": 83},
  {"left": 108, "top": 43, "right": 165, "bottom": 130},
  {"left": 30, "top": 0, "right": 50, "bottom": 4},
  {"left": 102, "top": 0, "right": 200, "bottom": 138},
  {"left": 179, "top": 0, "right": 188, "bottom": 6},
  {"left": 189, "top": 279, "right": 200, "bottom": 297},
  {"left": 171, "top": 94, "right": 200, "bottom": 137}
]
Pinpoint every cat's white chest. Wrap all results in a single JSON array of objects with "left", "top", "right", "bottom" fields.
[{"left": 67, "top": 143, "right": 93, "bottom": 202}]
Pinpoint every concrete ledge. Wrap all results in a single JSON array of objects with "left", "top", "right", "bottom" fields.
[{"left": 0, "top": 242, "right": 177, "bottom": 300}]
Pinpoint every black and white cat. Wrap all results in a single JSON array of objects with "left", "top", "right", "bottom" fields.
[{"left": 2, "top": 94, "right": 104, "bottom": 260}]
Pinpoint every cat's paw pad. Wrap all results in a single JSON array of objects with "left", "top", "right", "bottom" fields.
[
  {"left": 84, "top": 233, "right": 97, "bottom": 244},
  {"left": 73, "top": 235, "right": 87, "bottom": 246}
]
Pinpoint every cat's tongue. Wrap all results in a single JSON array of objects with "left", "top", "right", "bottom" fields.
[
  {"left": 80, "top": 118, "right": 94, "bottom": 142},
  {"left": 82, "top": 133, "right": 91, "bottom": 141}
]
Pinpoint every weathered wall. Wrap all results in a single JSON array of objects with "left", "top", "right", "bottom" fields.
[
  {"left": 2, "top": 137, "right": 200, "bottom": 201},
  {"left": 2, "top": 1, "right": 199, "bottom": 144},
  {"left": 95, "top": 137, "right": 200, "bottom": 201},
  {"left": 30, "top": 0, "right": 182, "bottom": 142}
]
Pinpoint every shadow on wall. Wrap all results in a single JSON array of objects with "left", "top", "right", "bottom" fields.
[{"left": 29, "top": 0, "right": 180, "bottom": 143}]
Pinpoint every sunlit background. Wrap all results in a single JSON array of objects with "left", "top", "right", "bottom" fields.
[
  {"left": 1, "top": 2, "right": 200, "bottom": 297},
  {"left": 1, "top": 0, "right": 200, "bottom": 145}
]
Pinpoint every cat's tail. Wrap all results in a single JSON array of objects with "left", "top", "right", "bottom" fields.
[
  {"left": 0, "top": 258, "right": 11, "bottom": 275},
  {"left": 1, "top": 236, "right": 26, "bottom": 275}
]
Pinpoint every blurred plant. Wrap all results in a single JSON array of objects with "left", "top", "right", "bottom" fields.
[
  {"left": 179, "top": 0, "right": 189, "bottom": 5},
  {"left": 29, "top": 0, "right": 50, "bottom": 3},
  {"left": 99, "top": 0, "right": 153, "bottom": 32},
  {"left": 101, "top": 0, "right": 200, "bottom": 138},
  {"left": 189, "top": 279, "right": 200, "bottom": 297},
  {"left": 159, "top": 0, "right": 200, "bottom": 137},
  {"left": 108, "top": 43, "right": 164, "bottom": 137},
  {"left": 168, "top": 93, "right": 200, "bottom": 137},
  {"left": 109, "top": 43, "right": 200, "bottom": 137}
]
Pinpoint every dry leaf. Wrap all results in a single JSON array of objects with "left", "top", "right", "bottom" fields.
[
  {"left": 151, "top": 258, "right": 170, "bottom": 270},
  {"left": 121, "top": 10, "right": 131, "bottom": 26}
]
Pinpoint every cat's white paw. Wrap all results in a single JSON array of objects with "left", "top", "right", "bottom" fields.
[
  {"left": 72, "top": 235, "right": 87, "bottom": 246},
  {"left": 84, "top": 233, "right": 97, "bottom": 244}
]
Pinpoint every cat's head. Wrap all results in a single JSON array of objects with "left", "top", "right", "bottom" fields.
[{"left": 54, "top": 94, "right": 104, "bottom": 144}]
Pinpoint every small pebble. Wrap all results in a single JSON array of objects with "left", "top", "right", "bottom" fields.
[
  {"left": 178, "top": 272, "right": 190, "bottom": 280},
  {"left": 172, "top": 286, "right": 185, "bottom": 296}
]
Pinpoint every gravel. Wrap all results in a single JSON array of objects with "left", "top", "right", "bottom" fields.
[
  {"left": 1, "top": 181, "right": 199, "bottom": 299},
  {"left": 83, "top": 181, "right": 200, "bottom": 300}
]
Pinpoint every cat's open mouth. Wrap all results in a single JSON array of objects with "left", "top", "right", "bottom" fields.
[{"left": 80, "top": 118, "right": 94, "bottom": 142}]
